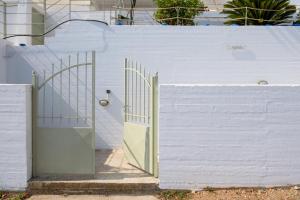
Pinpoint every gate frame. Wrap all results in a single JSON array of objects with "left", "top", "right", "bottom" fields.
[
  {"left": 31, "top": 51, "right": 96, "bottom": 177},
  {"left": 124, "top": 58, "right": 158, "bottom": 177}
]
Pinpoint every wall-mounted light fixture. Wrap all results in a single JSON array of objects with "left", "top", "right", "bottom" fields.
[
  {"left": 257, "top": 80, "right": 269, "bottom": 85},
  {"left": 99, "top": 90, "right": 111, "bottom": 107}
]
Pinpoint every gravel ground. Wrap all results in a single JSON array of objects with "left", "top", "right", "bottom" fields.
[
  {"left": 160, "top": 187, "right": 300, "bottom": 200},
  {"left": 189, "top": 188, "right": 300, "bottom": 200},
  {"left": 1, "top": 187, "right": 300, "bottom": 200}
]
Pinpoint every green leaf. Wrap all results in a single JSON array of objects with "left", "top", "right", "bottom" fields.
[{"left": 222, "top": 0, "right": 296, "bottom": 25}]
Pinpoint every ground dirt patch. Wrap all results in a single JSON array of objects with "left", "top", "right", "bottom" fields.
[
  {"left": 159, "top": 187, "right": 300, "bottom": 200},
  {"left": 1, "top": 187, "right": 300, "bottom": 200},
  {"left": 0, "top": 191, "right": 30, "bottom": 200}
]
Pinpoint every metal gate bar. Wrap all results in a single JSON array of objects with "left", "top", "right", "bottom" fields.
[
  {"left": 33, "top": 52, "right": 95, "bottom": 124},
  {"left": 124, "top": 58, "right": 154, "bottom": 125},
  {"left": 124, "top": 58, "right": 158, "bottom": 177},
  {"left": 32, "top": 51, "right": 96, "bottom": 177}
]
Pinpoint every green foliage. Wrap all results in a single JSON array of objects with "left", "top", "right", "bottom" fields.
[
  {"left": 0, "top": 192, "right": 30, "bottom": 200},
  {"left": 160, "top": 190, "right": 190, "bottom": 200},
  {"left": 222, "top": 0, "right": 296, "bottom": 25},
  {"left": 154, "top": 0, "right": 204, "bottom": 25}
]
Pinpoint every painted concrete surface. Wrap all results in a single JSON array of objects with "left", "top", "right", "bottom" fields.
[
  {"left": 0, "top": 84, "right": 32, "bottom": 191},
  {"left": 159, "top": 84, "right": 300, "bottom": 189},
  {"left": 95, "top": 149, "right": 156, "bottom": 183},
  {"left": 28, "top": 149, "right": 157, "bottom": 193},
  {"left": 5, "top": 26, "right": 300, "bottom": 149}
]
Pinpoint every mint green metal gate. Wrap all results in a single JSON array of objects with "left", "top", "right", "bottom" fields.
[
  {"left": 32, "top": 51, "right": 96, "bottom": 177},
  {"left": 123, "top": 58, "right": 158, "bottom": 177}
]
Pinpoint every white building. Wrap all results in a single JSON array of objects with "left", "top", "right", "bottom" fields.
[{"left": 1, "top": 0, "right": 300, "bottom": 192}]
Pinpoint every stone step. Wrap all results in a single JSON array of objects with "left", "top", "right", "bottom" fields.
[{"left": 28, "top": 180, "right": 159, "bottom": 194}]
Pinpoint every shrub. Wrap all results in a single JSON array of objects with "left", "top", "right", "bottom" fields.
[
  {"left": 222, "top": 0, "right": 296, "bottom": 25},
  {"left": 154, "top": 0, "right": 205, "bottom": 25}
]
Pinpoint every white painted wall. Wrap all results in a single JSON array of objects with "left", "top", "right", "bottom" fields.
[
  {"left": 0, "top": 84, "right": 32, "bottom": 191},
  {"left": 1, "top": 5, "right": 20, "bottom": 45},
  {"left": 5, "top": 26, "right": 300, "bottom": 149},
  {"left": 0, "top": 40, "right": 7, "bottom": 83},
  {"left": 0, "top": 0, "right": 35, "bottom": 45},
  {"left": 16, "top": 0, "right": 32, "bottom": 45},
  {"left": 159, "top": 84, "right": 300, "bottom": 190}
]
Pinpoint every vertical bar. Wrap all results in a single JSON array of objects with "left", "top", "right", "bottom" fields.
[
  {"left": 85, "top": 52, "right": 88, "bottom": 123},
  {"left": 135, "top": 62, "right": 138, "bottom": 122},
  {"left": 130, "top": 4, "right": 133, "bottom": 25},
  {"left": 60, "top": 59, "right": 63, "bottom": 121},
  {"left": 109, "top": 8, "right": 111, "bottom": 25},
  {"left": 51, "top": 64, "right": 54, "bottom": 121},
  {"left": 127, "top": 60, "right": 130, "bottom": 121},
  {"left": 131, "top": 61, "right": 134, "bottom": 121},
  {"left": 114, "top": 7, "right": 117, "bottom": 25},
  {"left": 176, "top": 7, "right": 179, "bottom": 25},
  {"left": 127, "top": 60, "right": 129, "bottom": 119},
  {"left": 139, "top": 64, "right": 142, "bottom": 122},
  {"left": 44, "top": 0, "right": 47, "bottom": 32},
  {"left": 149, "top": 73, "right": 154, "bottom": 176},
  {"left": 143, "top": 67, "right": 146, "bottom": 124},
  {"left": 69, "top": 0, "right": 72, "bottom": 20},
  {"left": 68, "top": 55, "right": 71, "bottom": 122},
  {"left": 103, "top": 0, "right": 105, "bottom": 20},
  {"left": 76, "top": 52, "right": 79, "bottom": 123},
  {"left": 194, "top": 7, "right": 196, "bottom": 26},
  {"left": 43, "top": 70, "right": 46, "bottom": 123},
  {"left": 148, "top": 72, "right": 150, "bottom": 124},
  {"left": 151, "top": 73, "right": 159, "bottom": 178},
  {"left": 124, "top": 58, "right": 128, "bottom": 122},
  {"left": 92, "top": 51, "right": 96, "bottom": 131},
  {"left": 245, "top": 7, "right": 248, "bottom": 26},
  {"left": 3, "top": 2, "right": 7, "bottom": 38},
  {"left": 32, "top": 71, "right": 38, "bottom": 177},
  {"left": 91, "top": 51, "right": 96, "bottom": 174}
]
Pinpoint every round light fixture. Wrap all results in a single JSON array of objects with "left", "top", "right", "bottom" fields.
[{"left": 99, "top": 99, "right": 109, "bottom": 107}]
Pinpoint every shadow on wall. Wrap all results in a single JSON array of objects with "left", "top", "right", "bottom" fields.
[
  {"left": 105, "top": 91, "right": 123, "bottom": 124},
  {"left": 232, "top": 49, "right": 256, "bottom": 61},
  {"left": 227, "top": 44, "right": 256, "bottom": 61},
  {"left": 267, "top": 27, "right": 300, "bottom": 58},
  {"left": 95, "top": 90, "right": 123, "bottom": 149},
  {"left": 3, "top": 22, "right": 121, "bottom": 149},
  {"left": 5, "top": 46, "right": 124, "bottom": 149},
  {"left": 6, "top": 50, "right": 95, "bottom": 128},
  {"left": 5, "top": 46, "right": 33, "bottom": 84}
]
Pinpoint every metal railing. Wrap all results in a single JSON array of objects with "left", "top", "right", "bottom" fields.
[
  {"left": 124, "top": 58, "right": 152, "bottom": 125},
  {"left": 32, "top": 50, "right": 96, "bottom": 127},
  {"left": 0, "top": 0, "right": 92, "bottom": 39},
  {"left": 111, "top": 6, "right": 300, "bottom": 25},
  {"left": 1, "top": 2, "right": 300, "bottom": 39}
]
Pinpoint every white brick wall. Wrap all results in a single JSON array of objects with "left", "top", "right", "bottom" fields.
[
  {"left": 159, "top": 84, "right": 300, "bottom": 190},
  {"left": 0, "top": 84, "right": 32, "bottom": 191}
]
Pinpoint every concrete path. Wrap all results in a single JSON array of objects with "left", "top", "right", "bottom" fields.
[{"left": 28, "top": 195, "right": 159, "bottom": 200}]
